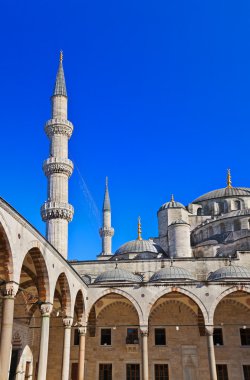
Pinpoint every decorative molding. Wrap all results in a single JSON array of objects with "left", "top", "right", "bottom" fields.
[
  {"left": 78, "top": 326, "right": 87, "bottom": 336},
  {"left": 45, "top": 118, "right": 73, "bottom": 139},
  {"left": 41, "top": 202, "right": 74, "bottom": 222},
  {"left": 43, "top": 158, "right": 73, "bottom": 177},
  {"left": 99, "top": 227, "right": 114, "bottom": 238}
]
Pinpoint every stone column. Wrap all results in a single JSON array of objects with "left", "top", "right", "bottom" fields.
[
  {"left": 37, "top": 303, "right": 53, "bottom": 380},
  {"left": 206, "top": 326, "right": 217, "bottom": 380},
  {"left": 78, "top": 327, "right": 87, "bottom": 380},
  {"left": 0, "top": 282, "right": 18, "bottom": 380},
  {"left": 61, "top": 317, "right": 73, "bottom": 380},
  {"left": 140, "top": 327, "right": 149, "bottom": 380}
]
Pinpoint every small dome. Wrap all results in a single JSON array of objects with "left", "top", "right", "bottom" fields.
[
  {"left": 208, "top": 265, "right": 250, "bottom": 281},
  {"left": 150, "top": 266, "right": 195, "bottom": 282},
  {"left": 170, "top": 219, "right": 189, "bottom": 226},
  {"left": 193, "top": 187, "right": 250, "bottom": 203},
  {"left": 158, "top": 200, "right": 186, "bottom": 213},
  {"left": 115, "top": 239, "right": 165, "bottom": 256},
  {"left": 94, "top": 268, "right": 142, "bottom": 284}
]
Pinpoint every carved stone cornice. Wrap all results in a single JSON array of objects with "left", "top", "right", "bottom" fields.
[
  {"left": 40, "top": 303, "right": 53, "bottom": 317},
  {"left": 45, "top": 118, "right": 73, "bottom": 139},
  {"left": 1, "top": 281, "right": 19, "bottom": 298},
  {"left": 41, "top": 202, "right": 74, "bottom": 222},
  {"left": 43, "top": 158, "right": 74, "bottom": 177},
  {"left": 99, "top": 227, "right": 114, "bottom": 238}
]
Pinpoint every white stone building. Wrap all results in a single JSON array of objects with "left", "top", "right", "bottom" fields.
[{"left": 0, "top": 54, "right": 250, "bottom": 380}]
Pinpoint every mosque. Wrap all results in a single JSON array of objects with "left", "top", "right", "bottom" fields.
[{"left": 0, "top": 54, "right": 250, "bottom": 380}]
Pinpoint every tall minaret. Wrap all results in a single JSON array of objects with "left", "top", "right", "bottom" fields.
[
  {"left": 99, "top": 178, "right": 114, "bottom": 258},
  {"left": 41, "top": 52, "right": 74, "bottom": 258}
]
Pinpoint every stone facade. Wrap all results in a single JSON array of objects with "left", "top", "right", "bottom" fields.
[{"left": 0, "top": 56, "right": 250, "bottom": 380}]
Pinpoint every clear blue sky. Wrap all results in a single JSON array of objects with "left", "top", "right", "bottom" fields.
[{"left": 1, "top": 0, "right": 250, "bottom": 260}]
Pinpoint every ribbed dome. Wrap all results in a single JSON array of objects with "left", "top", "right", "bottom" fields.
[
  {"left": 193, "top": 187, "right": 250, "bottom": 203},
  {"left": 208, "top": 265, "right": 250, "bottom": 281},
  {"left": 94, "top": 268, "right": 142, "bottom": 284},
  {"left": 158, "top": 200, "right": 186, "bottom": 212},
  {"left": 115, "top": 239, "right": 165, "bottom": 256},
  {"left": 150, "top": 266, "right": 195, "bottom": 282}
]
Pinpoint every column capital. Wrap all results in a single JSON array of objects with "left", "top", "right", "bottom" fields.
[
  {"left": 78, "top": 326, "right": 87, "bottom": 336},
  {"left": 140, "top": 326, "right": 149, "bottom": 337},
  {"left": 205, "top": 325, "right": 214, "bottom": 336},
  {"left": 40, "top": 302, "right": 53, "bottom": 317},
  {"left": 2, "top": 281, "right": 19, "bottom": 298},
  {"left": 63, "top": 317, "right": 73, "bottom": 328}
]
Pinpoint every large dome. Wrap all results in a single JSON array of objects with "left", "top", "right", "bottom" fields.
[
  {"left": 150, "top": 266, "right": 195, "bottom": 282},
  {"left": 193, "top": 187, "right": 250, "bottom": 203},
  {"left": 94, "top": 268, "right": 142, "bottom": 284},
  {"left": 115, "top": 239, "right": 165, "bottom": 256},
  {"left": 207, "top": 265, "right": 250, "bottom": 281}
]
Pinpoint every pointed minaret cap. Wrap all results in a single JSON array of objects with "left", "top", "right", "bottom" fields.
[
  {"left": 53, "top": 51, "right": 67, "bottom": 97},
  {"left": 137, "top": 216, "right": 142, "bottom": 241},
  {"left": 103, "top": 177, "right": 111, "bottom": 211}
]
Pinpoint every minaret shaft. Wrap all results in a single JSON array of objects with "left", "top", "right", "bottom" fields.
[
  {"left": 41, "top": 55, "right": 74, "bottom": 258},
  {"left": 99, "top": 178, "right": 114, "bottom": 257}
]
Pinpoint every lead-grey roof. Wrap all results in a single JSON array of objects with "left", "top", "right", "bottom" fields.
[
  {"left": 170, "top": 219, "right": 189, "bottom": 226},
  {"left": 150, "top": 266, "right": 195, "bottom": 282},
  {"left": 53, "top": 61, "right": 67, "bottom": 97},
  {"left": 94, "top": 268, "right": 142, "bottom": 283},
  {"left": 115, "top": 239, "right": 165, "bottom": 256},
  {"left": 193, "top": 187, "right": 250, "bottom": 203},
  {"left": 103, "top": 179, "right": 111, "bottom": 211},
  {"left": 207, "top": 265, "right": 250, "bottom": 281},
  {"left": 158, "top": 200, "right": 186, "bottom": 212}
]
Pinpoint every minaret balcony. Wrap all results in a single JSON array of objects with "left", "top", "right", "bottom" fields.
[
  {"left": 45, "top": 118, "right": 73, "bottom": 138},
  {"left": 41, "top": 201, "right": 74, "bottom": 222},
  {"left": 99, "top": 227, "right": 115, "bottom": 238},
  {"left": 43, "top": 157, "right": 73, "bottom": 177}
]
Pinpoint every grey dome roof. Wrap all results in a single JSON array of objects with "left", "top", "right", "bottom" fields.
[
  {"left": 94, "top": 268, "right": 142, "bottom": 284},
  {"left": 208, "top": 265, "right": 250, "bottom": 281},
  {"left": 150, "top": 266, "right": 195, "bottom": 282},
  {"left": 193, "top": 187, "right": 250, "bottom": 203},
  {"left": 158, "top": 200, "right": 186, "bottom": 212},
  {"left": 115, "top": 239, "right": 165, "bottom": 256}
]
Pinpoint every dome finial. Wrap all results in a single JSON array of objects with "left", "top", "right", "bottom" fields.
[
  {"left": 60, "top": 50, "right": 63, "bottom": 62},
  {"left": 137, "top": 216, "right": 142, "bottom": 241},
  {"left": 227, "top": 168, "right": 232, "bottom": 188},
  {"left": 171, "top": 194, "right": 174, "bottom": 202}
]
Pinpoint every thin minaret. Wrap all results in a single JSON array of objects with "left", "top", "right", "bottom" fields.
[
  {"left": 41, "top": 52, "right": 74, "bottom": 258},
  {"left": 99, "top": 177, "right": 114, "bottom": 257}
]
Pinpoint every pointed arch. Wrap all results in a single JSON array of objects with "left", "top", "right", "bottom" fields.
[
  {"left": 74, "top": 289, "right": 85, "bottom": 323},
  {"left": 0, "top": 221, "right": 13, "bottom": 282},
  {"left": 53, "top": 272, "right": 71, "bottom": 316}
]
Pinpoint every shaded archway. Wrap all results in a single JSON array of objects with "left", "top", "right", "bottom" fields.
[
  {"left": 212, "top": 290, "right": 250, "bottom": 379},
  {"left": 148, "top": 291, "right": 208, "bottom": 380},
  {"left": 0, "top": 222, "right": 13, "bottom": 283},
  {"left": 85, "top": 292, "right": 140, "bottom": 380}
]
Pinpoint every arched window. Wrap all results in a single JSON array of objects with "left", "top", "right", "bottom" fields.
[
  {"left": 208, "top": 226, "right": 213, "bottom": 237},
  {"left": 197, "top": 208, "right": 202, "bottom": 216},
  {"left": 233, "top": 219, "right": 241, "bottom": 231},
  {"left": 220, "top": 223, "right": 226, "bottom": 234},
  {"left": 199, "top": 230, "right": 203, "bottom": 241},
  {"left": 218, "top": 203, "right": 224, "bottom": 214},
  {"left": 234, "top": 200, "right": 241, "bottom": 210}
]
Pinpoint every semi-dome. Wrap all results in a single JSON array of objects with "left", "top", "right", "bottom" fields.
[
  {"left": 193, "top": 187, "right": 250, "bottom": 204},
  {"left": 115, "top": 239, "right": 165, "bottom": 256},
  {"left": 170, "top": 219, "right": 189, "bottom": 226},
  {"left": 94, "top": 268, "right": 142, "bottom": 284},
  {"left": 150, "top": 266, "right": 195, "bottom": 282},
  {"left": 208, "top": 265, "right": 250, "bottom": 281}
]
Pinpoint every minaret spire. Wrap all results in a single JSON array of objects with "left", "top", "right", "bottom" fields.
[
  {"left": 41, "top": 53, "right": 74, "bottom": 258},
  {"left": 99, "top": 177, "right": 114, "bottom": 258},
  {"left": 227, "top": 168, "right": 232, "bottom": 188},
  {"left": 137, "top": 216, "right": 142, "bottom": 241}
]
